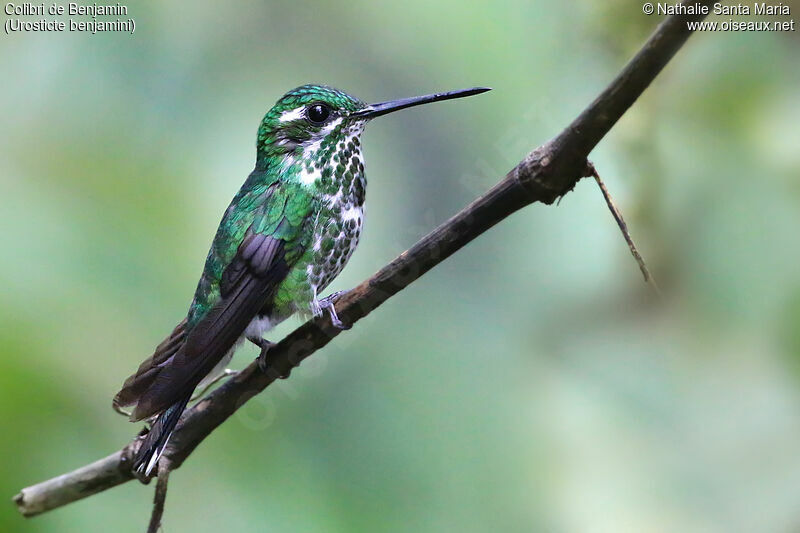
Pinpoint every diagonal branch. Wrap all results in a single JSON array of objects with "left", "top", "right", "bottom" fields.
[{"left": 13, "top": 1, "right": 716, "bottom": 519}]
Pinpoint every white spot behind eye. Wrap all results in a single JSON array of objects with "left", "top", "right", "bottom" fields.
[{"left": 279, "top": 107, "right": 305, "bottom": 123}]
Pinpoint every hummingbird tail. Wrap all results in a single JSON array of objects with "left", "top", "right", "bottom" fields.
[{"left": 133, "top": 395, "right": 191, "bottom": 477}]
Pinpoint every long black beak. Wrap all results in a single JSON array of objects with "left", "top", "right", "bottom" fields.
[{"left": 353, "top": 87, "right": 491, "bottom": 119}]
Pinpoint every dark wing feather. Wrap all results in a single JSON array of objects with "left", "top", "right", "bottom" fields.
[
  {"left": 124, "top": 231, "right": 290, "bottom": 421},
  {"left": 113, "top": 318, "right": 187, "bottom": 409}
]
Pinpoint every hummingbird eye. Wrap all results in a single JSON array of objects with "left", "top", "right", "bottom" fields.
[{"left": 306, "top": 103, "right": 331, "bottom": 125}]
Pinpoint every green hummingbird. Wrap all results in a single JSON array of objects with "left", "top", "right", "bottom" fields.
[{"left": 113, "top": 84, "right": 490, "bottom": 476}]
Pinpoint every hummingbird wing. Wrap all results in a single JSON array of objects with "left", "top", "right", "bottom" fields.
[
  {"left": 112, "top": 318, "right": 188, "bottom": 410},
  {"left": 115, "top": 181, "right": 314, "bottom": 421}
]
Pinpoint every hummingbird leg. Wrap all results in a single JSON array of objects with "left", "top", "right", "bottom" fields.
[
  {"left": 248, "top": 335, "right": 278, "bottom": 373},
  {"left": 316, "top": 290, "right": 351, "bottom": 330},
  {"left": 190, "top": 368, "right": 239, "bottom": 401}
]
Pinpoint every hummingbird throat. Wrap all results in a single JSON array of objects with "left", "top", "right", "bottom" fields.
[{"left": 291, "top": 117, "right": 367, "bottom": 192}]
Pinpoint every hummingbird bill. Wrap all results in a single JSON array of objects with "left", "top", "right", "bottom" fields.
[{"left": 113, "top": 84, "right": 490, "bottom": 476}]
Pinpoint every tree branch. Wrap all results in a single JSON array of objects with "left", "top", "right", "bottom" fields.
[
  {"left": 146, "top": 462, "right": 171, "bottom": 533},
  {"left": 13, "top": 1, "right": 715, "bottom": 519}
]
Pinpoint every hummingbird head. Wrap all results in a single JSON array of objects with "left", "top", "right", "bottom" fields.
[
  {"left": 255, "top": 84, "right": 490, "bottom": 170},
  {"left": 256, "top": 85, "right": 366, "bottom": 163}
]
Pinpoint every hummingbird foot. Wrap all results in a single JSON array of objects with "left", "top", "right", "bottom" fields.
[
  {"left": 191, "top": 368, "right": 239, "bottom": 401},
  {"left": 315, "top": 290, "right": 351, "bottom": 330},
  {"left": 248, "top": 335, "right": 279, "bottom": 374}
]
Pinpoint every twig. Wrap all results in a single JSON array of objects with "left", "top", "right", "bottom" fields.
[
  {"left": 13, "top": 0, "right": 715, "bottom": 520},
  {"left": 588, "top": 162, "right": 661, "bottom": 294},
  {"left": 146, "top": 462, "right": 171, "bottom": 533},
  {"left": 13, "top": 445, "right": 139, "bottom": 518}
]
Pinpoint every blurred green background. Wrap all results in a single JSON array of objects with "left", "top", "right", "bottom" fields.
[{"left": 2, "top": 1, "right": 800, "bottom": 532}]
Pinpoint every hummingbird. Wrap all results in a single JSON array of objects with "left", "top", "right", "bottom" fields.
[{"left": 113, "top": 84, "right": 490, "bottom": 476}]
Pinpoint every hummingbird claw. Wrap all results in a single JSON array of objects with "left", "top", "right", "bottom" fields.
[
  {"left": 248, "top": 336, "right": 278, "bottom": 374},
  {"left": 317, "top": 290, "right": 351, "bottom": 330},
  {"left": 329, "top": 311, "right": 349, "bottom": 330}
]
